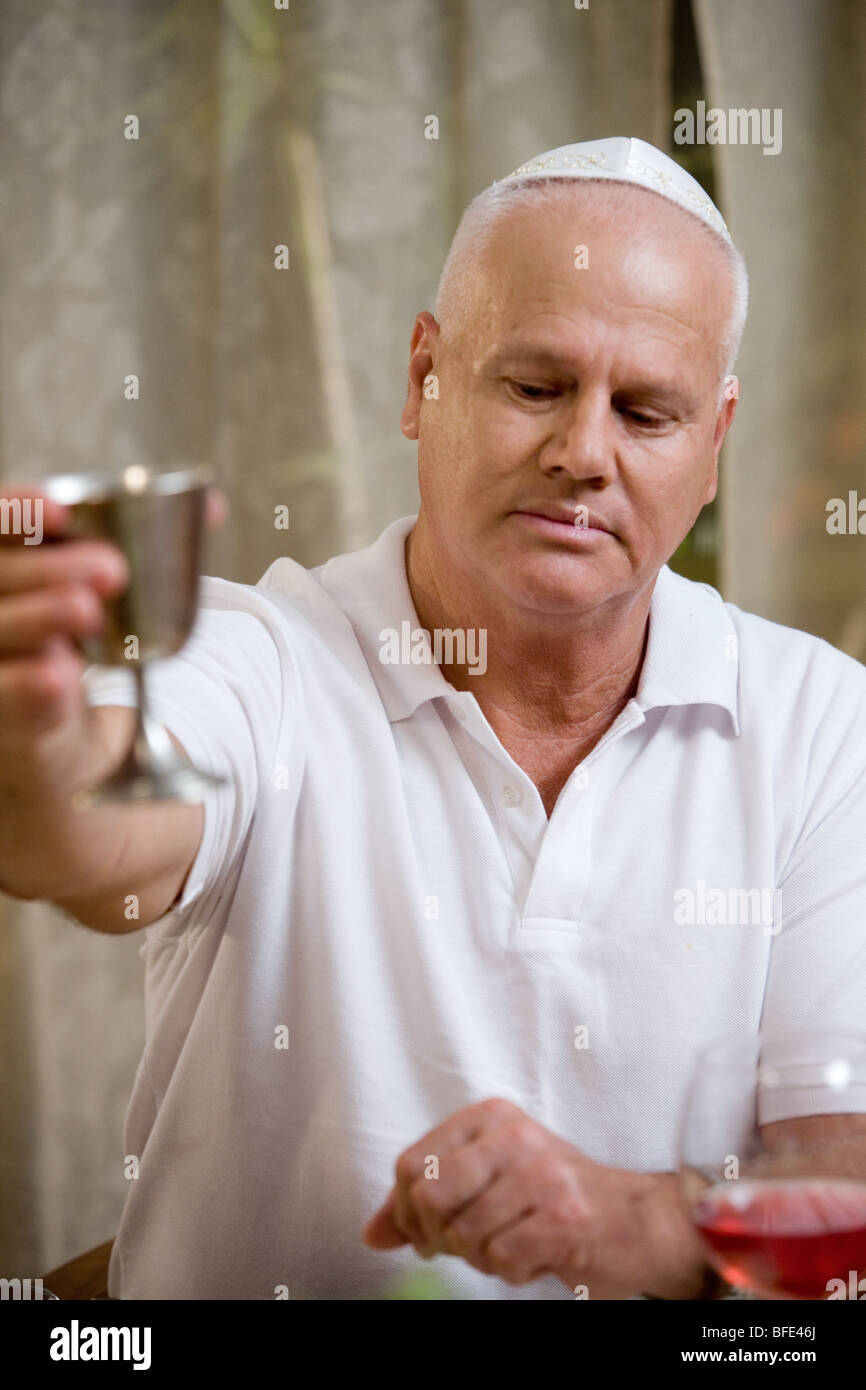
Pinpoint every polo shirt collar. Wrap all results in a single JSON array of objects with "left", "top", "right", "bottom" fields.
[
  {"left": 636, "top": 563, "right": 740, "bottom": 734},
  {"left": 318, "top": 515, "right": 452, "bottom": 721},
  {"left": 318, "top": 514, "right": 740, "bottom": 735}
]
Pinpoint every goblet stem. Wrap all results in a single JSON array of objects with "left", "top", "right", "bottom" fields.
[
  {"left": 133, "top": 661, "right": 168, "bottom": 769},
  {"left": 74, "top": 661, "right": 225, "bottom": 807}
]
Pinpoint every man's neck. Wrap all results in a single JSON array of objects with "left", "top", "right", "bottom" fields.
[{"left": 405, "top": 524, "right": 653, "bottom": 812}]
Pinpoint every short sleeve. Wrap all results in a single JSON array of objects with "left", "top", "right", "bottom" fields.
[
  {"left": 760, "top": 740, "right": 866, "bottom": 1120},
  {"left": 81, "top": 580, "right": 286, "bottom": 930}
]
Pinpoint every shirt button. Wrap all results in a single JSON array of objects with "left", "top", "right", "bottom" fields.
[
  {"left": 502, "top": 784, "right": 522, "bottom": 806},
  {"left": 451, "top": 703, "right": 467, "bottom": 722}
]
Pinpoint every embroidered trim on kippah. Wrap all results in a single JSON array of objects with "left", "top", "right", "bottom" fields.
[
  {"left": 494, "top": 149, "right": 731, "bottom": 241},
  {"left": 624, "top": 153, "right": 730, "bottom": 238},
  {"left": 501, "top": 152, "right": 609, "bottom": 178}
]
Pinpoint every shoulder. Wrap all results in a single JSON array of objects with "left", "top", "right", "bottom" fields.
[
  {"left": 195, "top": 562, "right": 349, "bottom": 652},
  {"left": 682, "top": 573, "right": 866, "bottom": 769},
  {"left": 722, "top": 591, "right": 866, "bottom": 711},
  {"left": 193, "top": 557, "right": 374, "bottom": 705},
  {"left": 665, "top": 567, "right": 866, "bottom": 699}
]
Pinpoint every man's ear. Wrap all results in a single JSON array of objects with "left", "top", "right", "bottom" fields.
[
  {"left": 704, "top": 377, "right": 738, "bottom": 503},
  {"left": 401, "top": 311, "right": 440, "bottom": 441},
  {"left": 714, "top": 377, "right": 738, "bottom": 455}
]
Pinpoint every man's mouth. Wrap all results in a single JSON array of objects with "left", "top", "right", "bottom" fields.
[{"left": 512, "top": 505, "right": 615, "bottom": 538}]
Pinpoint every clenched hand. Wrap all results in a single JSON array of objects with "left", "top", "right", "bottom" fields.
[{"left": 363, "top": 1098, "right": 710, "bottom": 1299}]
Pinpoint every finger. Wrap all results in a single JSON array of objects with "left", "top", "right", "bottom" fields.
[
  {"left": 391, "top": 1114, "right": 489, "bottom": 1254},
  {"left": 392, "top": 1175, "right": 436, "bottom": 1256},
  {"left": 0, "top": 538, "right": 128, "bottom": 597},
  {"left": 205, "top": 487, "right": 228, "bottom": 529},
  {"left": 451, "top": 1167, "right": 590, "bottom": 1287},
  {"left": 0, "top": 639, "right": 85, "bottom": 737},
  {"left": 395, "top": 1098, "right": 519, "bottom": 1189},
  {"left": 408, "top": 1140, "right": 501, "bottom": 1251},
  {"left": 362, "top": 1190, "right": 410, "bottom": 1250},
  {"left": 0, "top": 584, "right": 105, "bottom": 655},
  {"left": 440, "top": 1168, "right": 533, "bottom": 1267},
  {"left": 480, "top": 1207, "right": 561, "bottom": 1286},
  {"left": 363, "top": 1187, "right": 437, "bottom": 1258},
  {"left": 0, "top": 486, "right": 71, "bottom": 544}
]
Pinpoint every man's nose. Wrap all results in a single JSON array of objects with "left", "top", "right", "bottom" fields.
[{"left": 538, "top": 390, "right": 614, "bottom": 483}]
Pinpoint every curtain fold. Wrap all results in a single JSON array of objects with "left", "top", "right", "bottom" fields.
[{"left": 696, "top": 0, "right": 866, "bottom": 653}]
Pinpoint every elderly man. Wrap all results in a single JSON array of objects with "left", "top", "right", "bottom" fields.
[{"left": 1, "top": 137, "right": 865, "bottom": 1302}]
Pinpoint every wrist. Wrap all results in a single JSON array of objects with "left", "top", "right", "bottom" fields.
[
  {"left": 0, "top": 707, "right": 128, "bottom": 899},
  {"left": 638, "top": 1172, "right": 721, "bottom": 1300}
]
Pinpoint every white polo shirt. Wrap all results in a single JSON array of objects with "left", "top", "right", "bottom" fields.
[{"left": 82, "top": 514, "right": 866, "bottom": 1301}]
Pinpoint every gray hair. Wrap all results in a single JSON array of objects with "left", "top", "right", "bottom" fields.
[{"left": 434, "top": 176, "right": 749, "bottom": 392}]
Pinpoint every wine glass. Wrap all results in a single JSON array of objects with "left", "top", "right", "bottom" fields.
[
  {"left": 678, "top": 1027, "right": 866, "bottom": 1300},
  {"left": 40, "top": 464, "right": 227, "bottom": 805}
]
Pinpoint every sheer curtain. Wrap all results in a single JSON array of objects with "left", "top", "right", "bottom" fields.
[
  {"left": 3, "top": 0, "right": 860, "bottom": 1279},
  {"left": 697, "top": 0, "right": 866, "bottom": 654}
]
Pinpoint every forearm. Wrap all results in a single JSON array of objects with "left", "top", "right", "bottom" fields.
[
  {"left": 0, "top": 703, "right": 126, "bottom": 898},
  {"left": 0, "top": 704, "right": 202, "bottom": 930}
]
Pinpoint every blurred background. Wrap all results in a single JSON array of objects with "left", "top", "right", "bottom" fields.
[{"left": 1, "top": 0, "right": 864, "bottom": 1279}]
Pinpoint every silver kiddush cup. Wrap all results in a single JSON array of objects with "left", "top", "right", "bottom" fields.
[{"left": 40, "top": 464, "right": 227, "bottom": 804}]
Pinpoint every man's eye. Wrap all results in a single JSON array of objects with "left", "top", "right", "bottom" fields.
[
  {"left": 510, "top": 381, "right": 558, "bottom": 400},
  {"left": 622, "top": 407, "right": 666, "bottom": 427}
]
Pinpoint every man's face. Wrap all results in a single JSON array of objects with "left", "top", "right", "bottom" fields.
[{"left": 402, "top": 187, "right": 738, "bottom": 618}]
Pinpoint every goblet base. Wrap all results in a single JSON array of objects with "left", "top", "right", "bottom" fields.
[{"left": 73, "top": 765, "right": 226, "bottom": 808}]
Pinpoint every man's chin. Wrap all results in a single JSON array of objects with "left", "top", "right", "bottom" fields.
[{"left": 496, "top": 555, "right": 622, "bottom": 615}]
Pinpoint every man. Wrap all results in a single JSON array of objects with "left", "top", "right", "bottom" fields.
[{"left": 2, "top": 137, "right": 865, "bottom": 1301}]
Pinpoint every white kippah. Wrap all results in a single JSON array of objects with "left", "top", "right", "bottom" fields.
[{"left": 494, "top": 136, "right": 731, "bottom": 244}]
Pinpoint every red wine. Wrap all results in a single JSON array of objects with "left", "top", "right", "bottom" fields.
[{"left": 694, "top": 1179, "right": 866, "bottom": 1299}]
